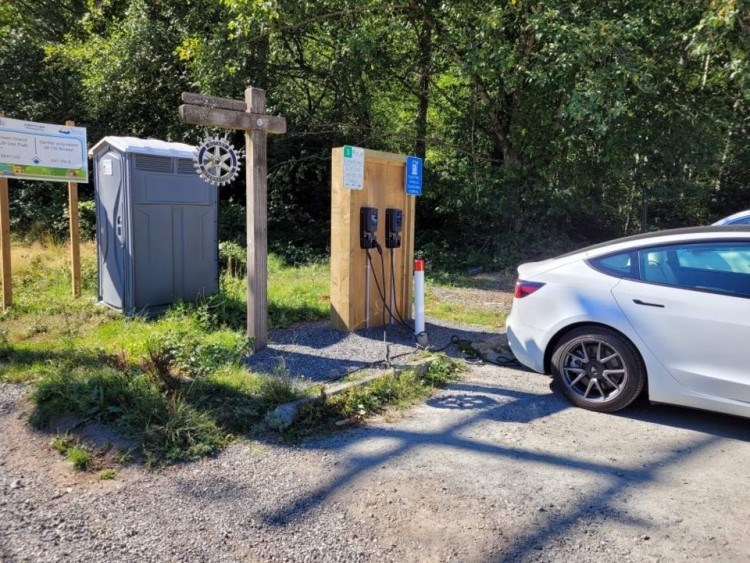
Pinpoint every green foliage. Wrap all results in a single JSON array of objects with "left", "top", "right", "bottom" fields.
[
  {"left": 291, "top": 355, "right": 462, "bottom": 436},
  {"left": 421, "top": 354, "right": 464, "bottom": 387},
  {"left": 78, "top": 200, "right": 97, "bottom": 240},
  {"left": 99, "top": 469, "right": 116, "bottom": 480},
  {"left": 50, "top": 434, "right": 93, "bottom": 470},
  {"left": 30, "top": 359, "right": 304, "bottom": 465},
  {"left": 3, "top": 0, "right": 748, "bottom": 265},
  {"left": 66, "top": 444, "right": 92, "bottom": 471},
  {"left": 50, "top": 433, "right": 74, "bottom": 455},
  {"left": 0, "top": 242, "right": 317, "bottom": 464},
  {"left": 218, "top": 202, "right": 247, "bottom": 246},
  {"left": 219, "top": 241, "right": 247, "bottom": 277}
]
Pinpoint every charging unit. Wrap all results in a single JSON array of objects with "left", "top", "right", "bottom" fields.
[
  {"left": 89, "top": 136, "right": 218, "bottom": 316},
  {"left": 360, "top": 207, "right": 379, "bottom": 249},
  {"left": 385, "top": 208, "right": 402, "bottom": 249},
  {"left": 330, "top": 148, "right": 417, "bottom": 331}
]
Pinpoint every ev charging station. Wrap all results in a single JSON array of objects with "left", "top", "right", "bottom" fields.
[{"left": 330, "top": 147, "right": 420, "bottom": 332}]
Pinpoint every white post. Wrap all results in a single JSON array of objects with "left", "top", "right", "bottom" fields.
[{"left": 414, "top": 259, "right": 425, "bottom": 337}]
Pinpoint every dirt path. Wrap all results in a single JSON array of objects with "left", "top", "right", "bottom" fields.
[{"left": 3, "top": 363, "right": 750, "bottom": 562}]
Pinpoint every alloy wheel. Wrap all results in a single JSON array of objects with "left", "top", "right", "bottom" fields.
[{"left": 560, "top": 338, "right": 628, "bottom": 403}]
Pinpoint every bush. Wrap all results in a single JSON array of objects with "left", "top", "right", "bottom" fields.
[{"left": 219, "top": 241, "right": 247, "bottom": 277}]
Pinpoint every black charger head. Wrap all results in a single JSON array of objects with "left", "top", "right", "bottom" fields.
[
  {"left": 360, "top": 206, "right": 378, "bottom": 249},
  {"left": 385, "top": 208, "right": 402, "bottom": 248}
]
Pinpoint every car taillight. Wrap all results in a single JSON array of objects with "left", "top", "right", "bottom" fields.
[{"left": 514, "top": 280, "right": 545, "bottom": 298}]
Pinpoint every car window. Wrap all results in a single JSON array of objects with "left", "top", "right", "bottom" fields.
[
  {"left": 728, "top": 216, "right": 750, "bottom": 225},
  {"left": 639, "top": 242, "right": 750, "bottom": 297},
  {"left": 589, "top": 251, "right": 638, "bottom": 279}
]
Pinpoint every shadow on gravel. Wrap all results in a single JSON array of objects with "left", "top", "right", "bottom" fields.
[
  {"left": 245, "top": 318, "right": 497, "bottom": 383},
  {"left": 615, "top": 401, "right": 750, "bottom": 443},
  {"left": 258, "top": 368, "right": 748, "bottom": 560}
]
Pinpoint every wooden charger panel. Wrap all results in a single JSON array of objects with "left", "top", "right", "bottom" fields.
[{"left": 330, "top": 148, "right": 416, "bottom": 331}]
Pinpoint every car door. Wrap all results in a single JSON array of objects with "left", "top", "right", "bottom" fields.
[{"left": 610, "top": 240, "right": 750, "bottom": 402}]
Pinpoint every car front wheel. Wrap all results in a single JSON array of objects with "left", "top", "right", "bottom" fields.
[{"left": 551, "top": 326, "right": 645, "bottom": 413}]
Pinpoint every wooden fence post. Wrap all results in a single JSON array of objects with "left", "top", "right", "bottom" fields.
[
  {"left": 0, "top": 112, "right": 11, "bottom": 309},
  {"left": 66, "top": 120, "right": 81, "bottom": 298}
]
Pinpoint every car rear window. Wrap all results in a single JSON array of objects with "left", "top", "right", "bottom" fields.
[{"left": 589, "top": 251, "right": 639, "bottom": 279}]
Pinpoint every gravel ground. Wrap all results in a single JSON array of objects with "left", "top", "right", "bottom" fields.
[
  {"left": 3, "top": 344, "right": 750, "bottom": 562},
  {"left": 246, "top": 317, "right": 496, "bottom": 383}
]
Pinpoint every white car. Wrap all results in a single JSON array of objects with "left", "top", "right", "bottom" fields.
[
  {"left": 506, "top": 226, "right": 750, "bottom": 418},
  {"left": 714, "top": 210, "right": 750, "bottom": 226}
]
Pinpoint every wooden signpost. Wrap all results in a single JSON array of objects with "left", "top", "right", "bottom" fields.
[
  {"left": 0, "top": 145, "right": 11, "bottom": 308},
  {"left": 179, "top": 88, "right": 286, "bottom": 351},
  {"left": 0, "top": 114, "right": 86, "bottom": 309},
  {"left": 67, "top": 120, "right": 81, "bottom": 299}
]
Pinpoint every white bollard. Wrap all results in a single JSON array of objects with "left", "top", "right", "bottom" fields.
[{"left": 414, "top": 259, "right": 426, "bottom": 338}]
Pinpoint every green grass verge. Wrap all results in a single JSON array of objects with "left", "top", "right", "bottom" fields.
[
  {"left": 289, "top": 355, "right": 463, "bottom": 438},
  {"left": 424, "top": 298, "right": 507, "bottom": 329},
  {"left": 1, "top": 242, "right": 322, "bottom": 465}
]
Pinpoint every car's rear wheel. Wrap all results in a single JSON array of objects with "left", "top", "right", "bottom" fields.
[{"left": 551, "top": 326, "right": 645, "bottom": 413}]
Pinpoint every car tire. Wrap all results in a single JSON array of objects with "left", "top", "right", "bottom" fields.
[{"left": 551, "top": 326, "right": 645, "bottom": 413}]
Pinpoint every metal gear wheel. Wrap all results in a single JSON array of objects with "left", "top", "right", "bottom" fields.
[{"left": 193, "top": 135, "right": 241, "bottom": 186}]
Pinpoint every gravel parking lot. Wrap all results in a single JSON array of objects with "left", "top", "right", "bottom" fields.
[{"left": 2, "top": 346, "right": 750, "bottom": 562}]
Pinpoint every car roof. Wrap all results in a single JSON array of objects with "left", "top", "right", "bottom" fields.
[
  {"left": 713, "top": 209, "right": 750, "bottom": 225},
  {"left": 559, "top": 226, "right": 750, "bottom": 258}
]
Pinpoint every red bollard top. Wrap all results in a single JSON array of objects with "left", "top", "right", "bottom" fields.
[{"left": 414, "top": 259, "right": 425, "bottom": 272}]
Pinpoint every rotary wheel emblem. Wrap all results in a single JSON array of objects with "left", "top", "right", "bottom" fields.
[{"left": 193, "top": 135, "right": 241, "bottom": 186}]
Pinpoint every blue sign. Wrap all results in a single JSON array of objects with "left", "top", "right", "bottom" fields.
[{"left": 405, "top": 156, "right": 422, "bottom": 196}]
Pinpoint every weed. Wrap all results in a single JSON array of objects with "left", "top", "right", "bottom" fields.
[
  {"left": 257, "top": 370, "right": 302, "bottom": 408},
  {"left": 287, "top": 355, "right": 462, "bottom": 437},
  {"left": 66, "top": 444, "right": 92, "bottom": 470},
  {"left": 99, "top": 469, "right": 116, "bottom": 480},
  {"left": 421, "top": 354, "right": 464, "bottom": 387},
  {"left": 0, "top": 329, "right": 12, "bottom": 361},
  {"left": 50, "top": 433, "right": 73, "bottom": 455}
]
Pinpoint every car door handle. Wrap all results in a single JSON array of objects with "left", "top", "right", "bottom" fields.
[{"left": 633, "top": 299, "right": 665, "bottom": 308}]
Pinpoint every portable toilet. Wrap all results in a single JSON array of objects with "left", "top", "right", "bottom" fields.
[{"left": 89, "top": 137, "right": 218, "bottom": 315}]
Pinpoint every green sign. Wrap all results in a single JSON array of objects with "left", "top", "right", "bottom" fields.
[{"left": 0, "top": 117, "right": 88, "bottom": 183}]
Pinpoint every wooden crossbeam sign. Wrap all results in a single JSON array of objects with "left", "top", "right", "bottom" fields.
[{"left": 179, "top": 88, "right": 286, "bottom": 351}]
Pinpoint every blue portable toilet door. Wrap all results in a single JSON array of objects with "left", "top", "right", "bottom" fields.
[{"left": 96, "top": 151, "right": 127, "bottom": 310}]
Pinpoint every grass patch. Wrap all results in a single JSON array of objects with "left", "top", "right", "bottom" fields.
[
  {"left": 1, "top": 242, "right": 318, "bottom": 465},
  {"left": 50, "top": 434, "right": 93, "bottom": 470},
  {"left": 99, "top": 469, "right": 116, "bottom": 480},
  {"left": 290, "top": 355, "right": 463, "bottom": 438},
  {"left": 67, "top": 444, "right": 92, "bottom": 470},
  {"left": 424, "top": 297, "right": 507, "bottom": 329},
  {"left": 30, "top": 358, "right": 306, "bottom": 465}
]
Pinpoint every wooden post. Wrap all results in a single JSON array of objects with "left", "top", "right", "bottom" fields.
[
  {"left": 245, "top": 87, "right": 268, "bottom": 350},
  {"left": 66, "top": 120, "right": 81, "bottom": 298},
  {"left": 0, "top": 113, "right": 11, "bottom": 309},
  {"left": 178, "top": 89, "right": 285, "bottom": 351}
]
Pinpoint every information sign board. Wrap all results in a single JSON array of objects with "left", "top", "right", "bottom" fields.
[
  {"left": 405, "top": 156, "right": 422, "bottom": 196},
  {"left": 0, "top": 117, "right": 88, "bottom": 183},
  {"left": 342, "top": 145, "right": 364, "bottom": 190}
]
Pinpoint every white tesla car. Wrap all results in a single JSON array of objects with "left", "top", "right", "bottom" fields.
[
  {"left": 714, "top": 209, "right": 750, "bottom": 226},
  {"left": 506, "top": 226, "right": 750, "bottom": 418}
]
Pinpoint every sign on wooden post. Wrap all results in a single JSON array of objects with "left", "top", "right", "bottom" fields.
[
  {"left": 66, "top": 120, "right": 81, "bottom": 298},
  {"left": 179, "top": 88, "right": 286, "bottom": 351},
  {"left": 0, "top": 114, "right": 87, "bottom": 308},
  {"left": 0, "top": 152, "right": 10, "bottom": 308}
]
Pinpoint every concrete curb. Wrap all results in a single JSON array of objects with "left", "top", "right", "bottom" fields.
[{"left": 264, "top": 356, "right": 436, "bottom": 430}]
